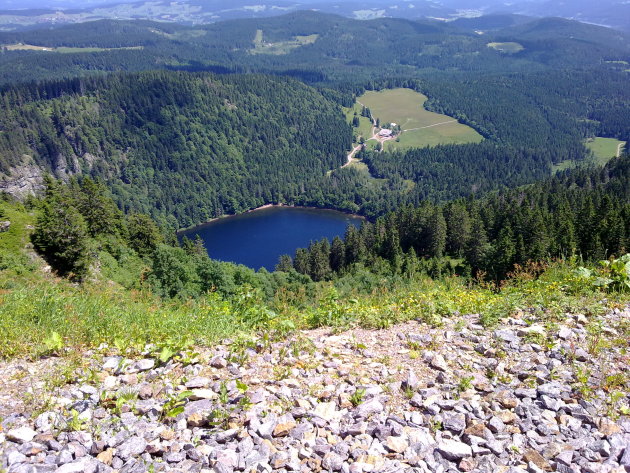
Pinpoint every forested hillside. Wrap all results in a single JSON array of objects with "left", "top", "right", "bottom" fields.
[
  {"left": 0, "top": 12, "right": 628, "bottom": 85},
  {"left": 0, "top": 71, "right": 351, "bottom": 227},
  {"left": 291, "top": 155, "right": 630, "bottom": 281}
]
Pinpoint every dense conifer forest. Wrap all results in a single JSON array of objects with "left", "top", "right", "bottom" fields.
[
  {"left": 289, "top": 156, "right": 630, "bottom": 282},
  {"left": 0, "top": 71, "right": 351, "bottom": 227}
]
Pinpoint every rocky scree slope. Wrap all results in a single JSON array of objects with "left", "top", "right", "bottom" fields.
[{"left": 0, "top": 306, "right": 629, "bottom": 473}]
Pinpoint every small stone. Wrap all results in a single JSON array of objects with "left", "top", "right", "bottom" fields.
[
  {"left": 402, "top": 370, "right": 420, "bottom": 391},
  {"left": 160, "top": 429, "right": 176, "bottom": 440},
  {"left": 215, "top": 448, "right": 238, "bottom": 469},
  {"left": 437, "top": 439, "right": 472, "bottom": 460},
  {"left": 273, "top": 420, "right": 297, "bottom": 437},
  {"left": 443, "top": 413, "right": 466, "bottom": 433},
  {"left": 314, "top": 401, "right": 338, "bottom": 422},
  {"left": 459, "top": 457, "right": 476, "bottom": 471},
  {"left": 211, "top": 355, "right": 227, "bottom": 368},
  {"left": 488, "top": 416, "right": 505, "bottom": 433},
  {"left": 354, "top": 398, "right": 383, "bottom": 418},
  {"left": 102, "top": 357, "right": 122, "bottom": 371},
  {"left": 116, "top": 436, "right": 147, "bottom": 460},
  {"left": 56, "top": 457, "right": 97, "bottom": 473},
  {"left": 134, "top": 359, "right": 155, "bottom": 371},
  {"left": 497, "top": 410, "right": 518, "bottom": 424},
  {"left": 596, "top": 417, "right": 621, "bottom": 436},
  {"left": 189, "top": 389, "right": 217, "bottom": 400},
  {"left": 322, "top": 452, "right": 344, "bottom": 471},
  {"left": 385, "top": 436, "right": 408, "bottom": 454},
  {"left": 573, "top": 348, "right": 588, "bottom": 362},
  {"left": 187, "top": 412, "right": 207, "bottom": 427},
  {"left": 96, "top": 448, "right": 114, "bottom": 465},
  {"left": 523, "top": 449, "right": 552, "bottom": 471},
  {"left": 495, "top": 390, "right": 519, "bottom": 409},
  {"left": 495, "top": 329, "right": 519, "bottom": 344},
  {"left": 7, "top": 427, "right": 37, "bottom": 444},
  {"left": 165, "top": 451, "right": 186, "bottom": 463},
  {"left": 430, "top": 354, "right": 449, "bottom": 372},
  {"left": 6, "top": 450, "right": 27, "bottom": 466},
  {"left": 409, "top": 393, "right": 423, "bottom": 408},
  {"left": 557, "top": 327, "right": 573, "bottom": 340},
  {"left": 537, "top": 382, "right": 563, "bottom": 398}
]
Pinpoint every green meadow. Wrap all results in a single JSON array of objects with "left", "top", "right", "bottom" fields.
[
  {"left": 355, "top": 88, "right": 483, "bottom": 151},
  {"left": 487, "top": 42, "right": 525, "bottom": 54},
  {"left": 586, "top": 137, "right": 626, "bottom": 164}
]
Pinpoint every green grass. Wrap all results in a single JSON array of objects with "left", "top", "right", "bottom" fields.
[
  {"left": 250, "top": 30, "right": 319, "bottom": 55},
  {"left": 487, "top": 42, "right": 525, "bottom": 54},
  {"left": 586, "top": 137, "right": 626, "bottom": 163},
  {"left": 1, "top": 253, "right": 624, "bottom": 360},
  {"left": 0, "top": 272, "right": 240, "bottom": 359},
  {"left": 344, "top": 103, "right": 374, "bottom": 143},
  {"left": 0, "top": 201, "right": 34, "bottom": 255},
  {"left": 553, "top": 137, "right": 625, "bottom": 173},
  {"left": 1, "top": 201, "right": 627, "bottom": 361},
  {"left": 355, "top": 88, "right": 483, "bottom": 151}
]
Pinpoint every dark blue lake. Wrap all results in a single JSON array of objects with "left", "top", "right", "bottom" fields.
[{"left": 179, "top": 206, "right": 364, "bottom": 270}]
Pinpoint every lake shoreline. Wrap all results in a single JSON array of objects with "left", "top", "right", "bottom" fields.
[{"left": 177, "top": 203, "right": 366, "bottom": 235}]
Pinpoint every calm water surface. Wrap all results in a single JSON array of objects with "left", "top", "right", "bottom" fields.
[{"left": 180, "top": 206, "right": 364, "bottom": 270}]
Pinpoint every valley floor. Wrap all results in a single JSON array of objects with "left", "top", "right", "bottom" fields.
[{"left": 1, "top": 304, "right": 629, "bottom": 473}]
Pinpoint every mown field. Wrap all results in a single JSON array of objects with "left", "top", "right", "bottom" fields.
[
  {"left": 553, "top": 137, "right": 626, "bottom": 173},
  {"left": 586, "top": 137, "right": 626, "bottom": 163},
  {"left": 251, "top": 30, "right": 318, "bottom": 55},
  {"left": 355, "top": 88, "right": 483, "bottom": 151},
  {"left": 487, "top": 42, "right": 525, "bottom": 54}
]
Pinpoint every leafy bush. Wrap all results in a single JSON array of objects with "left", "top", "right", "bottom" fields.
[{"left": 577, "top": 254, "right": 630, "bottom": 292}]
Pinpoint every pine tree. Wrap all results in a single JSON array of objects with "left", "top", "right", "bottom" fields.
[
  {"left": 330, "top": 236, "right": 346, "bottom": 272},
  {"left": 309, "top": 239, "right": 332, "bottom": 281},
  {"left": 293, "top": 248, "right": 310, "bottom": 275},
  {"left": 465, "top": 211, "right": 490, "bottom": 274},
  {"left": 445, "top": 202, "right": 471, "bottom": 257},
  {"left": 31, "top": 177, "right": 91, "bottom": 279},
  {"left": 72, "top": 177, "right": 124, "bottom": 238},
  {"left": 427, "top": 208, "right": 447, "bottom": 258},
  {"left": 127, "top": 213, "right": 164, "bottom": 257},
  {"left": 275, "top": 254, "right": 294, "bottom": 272}
]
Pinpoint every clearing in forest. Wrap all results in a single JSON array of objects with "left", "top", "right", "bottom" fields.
[
  {"left": 553, "top": 137, "right": 626, "bottom": 173},
  {"left": 487, "top": 42, "right": 525, "bottom": 54},
  {"left": 251, "top": 30, "right": 318, "bottom": 55},
  {"left": 353, "top": 88, "right": 483, "bottom": 151},
  {"left": 3, "top": 43, "right": 143, "bottom": 53},
  {"left": 586, "top": 137, "right": 626, "bottom": 163}
]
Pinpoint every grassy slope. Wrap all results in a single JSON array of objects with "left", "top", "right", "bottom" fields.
[
  {"left": 344, "top": 103, "right": 374, "bottom": 144},
  {"left": 553, "top": 137, "right": 626, "bottom": 173},
  {"left": 355, "top": 89, "right": 483, "bottom": 151},
  {"left": 1, "top": 200, "right": 628, "bottom": 360},
  {"left": 586, "top": 137, "right": 626, "bottom": 164}
]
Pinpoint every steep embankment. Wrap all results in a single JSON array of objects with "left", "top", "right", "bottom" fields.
[{"left": 1, "top": 305, "right": 628, "bottom": 472}]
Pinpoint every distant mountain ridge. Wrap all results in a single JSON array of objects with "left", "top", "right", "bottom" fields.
[{"left": 0, "top": 0, "right": 628, "bottom": 32}]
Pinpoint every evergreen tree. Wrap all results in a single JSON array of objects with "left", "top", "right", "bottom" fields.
[
  {"left": 309, "top": 239, "right": 332, "bottom": 281},
  {"left": 330, "top": 236, "right": 346, "bottom": 272},
  {"left": 275, "top": 254, "right": 294, "bottom": 272},
  {"left": 445, "top": 202, "right": 471, "bottom": 257},
  {"left": 427, "top": 208, "right": 447, "bottom": 258},
  {"left": 127, "top": 213, "right": 164, "bottom": 257},
  {"left": 293, "top": 248, "right": 310, "bottom": 275},
  {"left": 31, "top": 177, "right": 91, "bottom": 278},
  {"left": 73, "top": 177, "right": 124, "bottom": 238}
]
